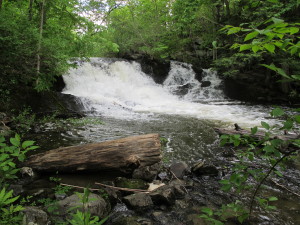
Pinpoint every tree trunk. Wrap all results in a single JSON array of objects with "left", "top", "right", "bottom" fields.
[
  {"left": 36, "top": 0, "right": 45, "bottom": 83},
  {"left": 24, "top": 134, "right": 162, "bottom": 173},
  {"left": 0, "top": 0, "right": 3, "bottom": 10},
  {"left": 28, "top": 0, "right": 34, "bottom": 21}
]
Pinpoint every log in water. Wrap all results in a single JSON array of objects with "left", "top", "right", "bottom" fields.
[{"left": 24, "top": 134, "right": 161, "bottom": 173}]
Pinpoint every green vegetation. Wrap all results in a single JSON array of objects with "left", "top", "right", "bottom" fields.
[{"left": 200, "top": 107, "right": 300, "bottom": 224}]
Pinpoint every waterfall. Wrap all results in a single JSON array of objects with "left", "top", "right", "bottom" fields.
[
  {"left": 163, "top": 61, "right": 225, "bottom": 102},
  {"left": 62, "top": 58, "right": 269, "bottom": 127}
]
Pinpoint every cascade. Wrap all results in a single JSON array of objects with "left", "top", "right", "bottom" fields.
[{"left": 62, "top": 58, "right": 269, "bottom": 127}]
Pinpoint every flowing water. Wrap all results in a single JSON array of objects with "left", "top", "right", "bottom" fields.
[{"left": 32, "top": 58, "right": 299, "bottom": 224}]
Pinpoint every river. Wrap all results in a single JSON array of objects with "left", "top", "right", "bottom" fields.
[{"left": 31, "top": 58, "right": 299, "bottom": 224}]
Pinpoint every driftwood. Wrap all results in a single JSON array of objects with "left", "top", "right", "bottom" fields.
[
  {"left": 24, "top": 134, "right": 161, "bottom": 173},
  {"left": 214, "top": 128, "right": 299, "bottom": 141}
]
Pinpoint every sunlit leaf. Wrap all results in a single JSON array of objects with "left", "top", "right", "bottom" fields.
[
  {"left": 244, "top": 31, "right": 259, "bottom": 41},
  {"left": 264, "top": 43, "right": 275, "bottom": 53}
]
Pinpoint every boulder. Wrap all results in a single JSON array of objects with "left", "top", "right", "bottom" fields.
[
  {"left": 149, "top": 185, "right": 175, "bottom": 206},
  {"left": 191, "top": 161, "right": 219, "bottom": 176},
  {"left": 170, "top": 161, "right": 189, "bottom": 179},
  {"left": 56, "top": 193, "right": 110, "bottom": 219},
  {"left": 132, "top": 163, "right": 161, "bottom": 181},
  {"left": 123, "top": 192, "right": 153, "bottom": 212},
  {"left": 22, "top": 206, "right": 48, "bottom": 225},
  {"left": 201, "top": 81, "right": 211, "bottom": 88}
]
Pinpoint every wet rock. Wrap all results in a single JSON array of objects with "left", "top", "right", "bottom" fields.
[
  {"left": 132, "top": 163, "right": 161, "bottom": 181},
  {"left": 22, "top": 206, "right": 48, "bottom": 225},
  {"left": 191, "top": 161, "right": 219, "bottom": 176},
  {"left": 111, "top": 214, "right": 153, "bottom": 225},
  {"left": 187, "top": 213, "right": 207, "bottom": 225},
  {"left": 123, "top": 192, "right": 153, "bottom": 212},
  {"left": 152, "top": 211, "right": 169, "bottom": 224},
  {"left": 55, "top": 193, "right": 67, "bottom": 200},
  {"left": 170, "top": 161, "right": 189, "bottom": 179},
  {"left": 115, "top": 177, "right": 149, "bottom": 190},
  {"left": 56, "top": 193, "right": 110, "bottom": 218},
  {"left": 100, "top": 187, "right": 120, "bottom": 207},
  {"left": 148, "top": 180, "right": 165, "bottom": 192},
  {"left": 149, "top": 185, "right": 175, "bottom": 206},
  {"left": 169, "top": 180, "right": 186, "bottom": 198},
  {"left": 9, "top": 184, "right": 24, "bottom": 196},
  {"left": 201, "top": 81, "right": 211, "bottom": 88},
  {"left": 158, "top": 171, "right": 169, "bottom": 181}
]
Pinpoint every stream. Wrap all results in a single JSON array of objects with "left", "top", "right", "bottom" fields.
[{"left": 30, "top": 58, "right": 299, "bottom": 224}]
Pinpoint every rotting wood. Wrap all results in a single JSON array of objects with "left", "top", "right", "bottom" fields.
[{"left": 24, "top": 133, "right": 161, "bottom": 173}]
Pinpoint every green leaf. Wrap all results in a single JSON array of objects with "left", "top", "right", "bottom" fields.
[
  {"left": 267, "top": 0, "right": 279, "bottom": 3},
  {"left": 251, "top": 126, "right": 258, "bottom": 134},
  {"left": 291, "top": 75, "right": 300, "bottom": 80},
  {"left": 212, "top": 41, "right": 217, "bottom": 49},
  {"left": 282, "top": 119, "right": 293, "bottom": 130},
  {"left": 272, "top": 17, "right": 284, "bottom": 24},
  {"left": 268, "top": 196, "right": 278, "bottom": 201},
  {"left": 240, "top": 44, "right": 252, "bottom": 51},
  {"left": 294, "top": 115, "right": 300, "bottom": 123},
  {"left": 10, "top": 136, "right": 20, "bottom": 147},
  {"left": 261, "top": 121, "right": 270, "bottom": 130},
  {"left": 261, "top": 63, "right": 278, "bottom": 72},
  {"left": 201, "top": 207, "right": 213, "bottom": 216},
  {"left": 264, "top": 43, "right": 275, "bottom": 53},
  {"left": 244, "top": 31, "right": 259, "bottom": 41},
  {"left": 228, "top": 27, "right": 241, "bottom": 34},
  {"left": 22, "top": 140, "right": 35, "bottom": 149},
  {"left": 252, "top": 45, "right": 260, "bottom": 53}
]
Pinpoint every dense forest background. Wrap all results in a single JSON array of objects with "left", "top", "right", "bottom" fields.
[{"left": 1, "top": 0, "right": 300, "bottom": 111}]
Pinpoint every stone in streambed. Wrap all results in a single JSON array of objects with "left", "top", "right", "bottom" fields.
[
  {"left": 22, "top": 206, "right": 48, "bottom": 225},
  {"left": 132, "top": 163, "right": 161, "bottom": 181},
  {"left": 56, "top": 193, "right": 110, "bottom": 218},
  {"left": 149, "top": 185, "right": 175, "bottom": 206},
  {"left": 169, "top": 161, "right": 189, "bottom": 179},
  {"left": 191, "top": 161, "right": 219, "bottom": 176},
  {"left": 123, "top": 192, "right": 153, "bottom": 212}
]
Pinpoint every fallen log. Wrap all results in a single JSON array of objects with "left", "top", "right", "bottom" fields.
[{"left": 24, "top": 134, "right": 161, "bottom": 173}]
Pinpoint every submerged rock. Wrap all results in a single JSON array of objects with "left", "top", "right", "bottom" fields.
[{"left": 123, "top": 192, "right": 153, "bottom": 212}]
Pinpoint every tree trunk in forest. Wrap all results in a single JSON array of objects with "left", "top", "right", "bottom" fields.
[
  {"left": 36, "top": 0, "right": 45, "bottom": 84},
  {"left": 28, "top": 0, "right": 34, "bottom": 21},
  {"left": 224, "top": 0, "right": 230, "bottom": 17},
  {"left": 0, "top": 0, "right": 3, "bottom": 10},
  {"left": 24, "top": 134, "right": 162, "bottom": 173}
]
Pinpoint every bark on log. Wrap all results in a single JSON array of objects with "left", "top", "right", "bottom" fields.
[{"left": 24, "top": 134, "right": 161, "bottom": 173}]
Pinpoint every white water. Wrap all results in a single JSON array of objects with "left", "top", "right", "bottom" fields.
[{"left": 62, "top": 58, "right": 270, "bottom": 127}]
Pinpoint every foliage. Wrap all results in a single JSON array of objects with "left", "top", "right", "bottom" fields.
[
  {"left": 0, "top": 134, "right": 38, "bottom": 185},
  {"left": 11, "top": 108, "right": 36, "bottom": 133},
  {"left": 68, "top": 188, "right": 108, "bottom": 225},
  {"left": 0, "top": 187, "right": 23, "bottom": 225},
  {"left": 0, "top": 135, "right": 38, "bottom": 224},
  {"left": 49, "top": 176, "right": 73, "bottom": 195},
  {"left": 201, "top": 108, "right": 300, "bottom": 223}
]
